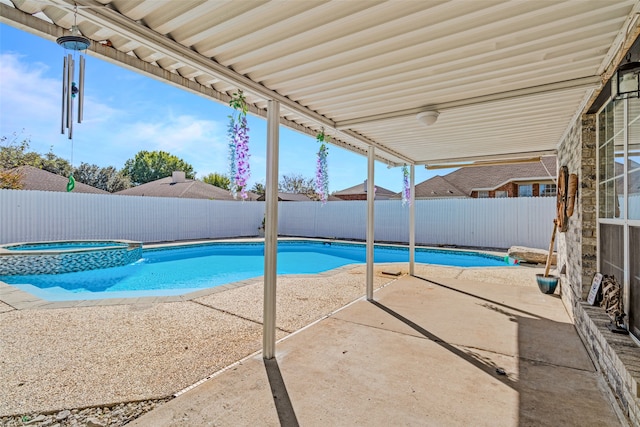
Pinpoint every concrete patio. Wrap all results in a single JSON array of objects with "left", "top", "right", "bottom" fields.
[{"left": 131, "top": 271, "right": 624, "bottom": 426}]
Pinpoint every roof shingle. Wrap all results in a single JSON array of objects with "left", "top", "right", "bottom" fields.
[
  {"left": 5, "top": 166, "right": 109, "bottom": 194},
  {"left": 115, "top": 176, "right": 249, "bottom": 200}
]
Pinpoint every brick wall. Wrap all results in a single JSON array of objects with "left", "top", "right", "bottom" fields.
[
  {"left": 497, "top": 182, "right": 517, "bottom": 197},
  {"left": 557, "top": 113, "right": 640, "bottom": 423},
  {"left": 580, "top": 115, "right": 598, "bottom": 298},
  {"left": 335, "top": 194, "right": 366, "bottom": 200},
  {"left": 576, "top": 303, "right": 640, "bottom": 425},
  {"left": 471, "top": 182, "right": 539, "bottom": 198},
  {"left": 556, "top": 116, "right": 585, "bottom": 312}
]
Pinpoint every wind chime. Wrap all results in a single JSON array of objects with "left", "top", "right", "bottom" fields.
[{"left": 56, "top": 5, "right": 90, "bottom": 191}]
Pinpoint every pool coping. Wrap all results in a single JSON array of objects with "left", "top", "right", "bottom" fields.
[{"left": 0, "top": 237, "right": 506, "bottom": 310}]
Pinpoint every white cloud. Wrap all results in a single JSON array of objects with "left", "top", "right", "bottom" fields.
[
  {"left": 0, "top": 52, "right": 230, "bottom": 174},
  {"left": 0, "top": 53, "right": 59, "bottom": 125},
  {"left": 0, "top": 52, "right": 122, "bottom": 156},
  {"left": 102, "top": 114, "right": 228, "bottom": 175}
]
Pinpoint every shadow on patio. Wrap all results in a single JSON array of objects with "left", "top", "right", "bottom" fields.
[{"left": 131, "top": 273, "right": 622, "bottom": 426}]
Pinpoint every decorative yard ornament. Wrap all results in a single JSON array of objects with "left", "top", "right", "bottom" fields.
[
  {"left": 56, "top": 4, "right": 89, "bottom": 192},
  {"left": 66, "top": 174, "right": 75, "bottom": 192},
  {"left": 601, "top": 275, "right": 628, "bottom": 334},
  {"left": 315, "top": 129, "right": 329, "bottom": 204},
  {"left": 227, "top": 90, "right": 251, "bottom": 199},
  {"left": 57, "top": 5, "right": 89, "bottom": 140}
]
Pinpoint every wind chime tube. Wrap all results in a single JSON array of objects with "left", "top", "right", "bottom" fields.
[
  {"left": 61, "top": 56, "right": 67, "bottom": 135},
  {"left": 78, "top": 55, "right": 85, "bottom": 124},
  {"left": 67, "top": 55, "right": 74, "bottom": 140},
  {"left": 66, "top": 54, "right": 72, "bottom": 135}
]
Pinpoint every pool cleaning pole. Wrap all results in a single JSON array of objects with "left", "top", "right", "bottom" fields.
[{"left": 263, "top": 99, "right": 279, "bottom": 360}]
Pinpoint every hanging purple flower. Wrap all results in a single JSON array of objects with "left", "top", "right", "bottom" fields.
[
  {"left": 227, "top": 115, "right": 237, "bottom": 197},
  {"left": 235, "top": 116, "right": 251, "bottom": 200},
  {"left": 315, "top": 130, "right": 329, "bottom": 204},
  {"left": 228, "top": 90, "right": 251, "bottom": 199},
  {"left": 402, "top": 165, "right": 411, "bottom": 206}
]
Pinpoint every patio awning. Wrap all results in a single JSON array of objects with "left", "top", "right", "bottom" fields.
[
  {"left": 3, "top": 0, "right": 640, "bottom": 361},
  {"left": 2, "top": 0, "right": 639, "bottom": 166}
]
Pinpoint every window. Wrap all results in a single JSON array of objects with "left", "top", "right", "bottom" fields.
[
  {"left": 597, "top": 95, "right": 640, "bottom": 340},
  {"left": 495, "top": 191, "right": 508, "bottom": 198},
  {"left": 599, "top": 101, "right": 625, "bottom": 219},
  {"left": 518, "top": 184, "right": 533, "bottom": 197},
  {"left": 540, "top": 183, "right": 557, "bottom": 197},
  {"left": 477, "top": 191, "right": 489, "bottom": 198}
]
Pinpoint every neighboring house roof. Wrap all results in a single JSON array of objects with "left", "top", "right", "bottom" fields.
[
  {"left": 411, "top": 175, "right": 467, "bottom": 199},
  {"left": 257, "top": 192, "right": 312, "bottom": 201},
  {"left": 115, "top": 175, "right": 244, "bottom": 200},
  {"left": 5, "top": 165, "right": 109, "bottom": 194},
  {"left": 333, "top": 182, "right": 396, "bottom": 199},
  {"left": 404, "top": 157, "right": 558, "bottom": 198}
]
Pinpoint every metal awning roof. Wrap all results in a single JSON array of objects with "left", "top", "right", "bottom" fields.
[{"left": 2, "top": 0, "right": 639, "bottom": 166}]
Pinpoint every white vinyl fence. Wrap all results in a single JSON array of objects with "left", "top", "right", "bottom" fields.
[
  {"left": 279, "top": 198, "right": 556, "bottom": 249},
  {"left": 0, "top": 190, "right": 264, "bottom": 244},
  {"left": 0, "top": 190, "right": 556, "bottom": 249}
]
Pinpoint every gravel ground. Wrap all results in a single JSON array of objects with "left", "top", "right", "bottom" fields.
[
  {"left": 0, "top": 265, "right": 401, "bottom": 425},
  {"left": 196, "top": 264, "right": 398, "bottom": 333},
  {"left": 0, "top": 399, "right": 171, "bottom": 427},
  {"left": 0, "top": 301, "right": 272, "bottom": 416},
  {"left": 0, "top": 300, "right": 14, "bottom": 313}
]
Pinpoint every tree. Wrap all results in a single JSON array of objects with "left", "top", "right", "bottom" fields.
[
  {"left": 105, "top": 168, "right": 132, "bottom": 193},
  {"left": 0, "top": 131, "right": 41, "bottom": 170},
  {"left": 202, "top": 172, "right": 230, "bottom": 190},
  {"left": 279, "top": 173, "right": 317, "bottom": 198},
  {"left": 0, "top": 169, "right": 23, "bottom": 189},
  {"left": 73, "top": 163, "right": 130, "bottom": 192},
  {"left": 74, "top": 162, "right": 101, "bottom": 188},
  {"left": 122, "top": 150, "right": 195, "bottom": 185},
  {"left": 1, "top": 131, "right": 38, "bottom": 189},
  {"left": 250, "top": 182, "right": 265, "bottom": 196},
  {"left": 41, "top": 149, "right": 72, "bottom": 177}
]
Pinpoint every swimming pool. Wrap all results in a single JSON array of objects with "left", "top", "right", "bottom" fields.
[{"left": 0, "top": 240, "right": 512, "bottom": 301}]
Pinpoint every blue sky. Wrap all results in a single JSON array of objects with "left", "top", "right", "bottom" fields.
[{"left": 0, "top": 24, "right": 451, "bottom": 193}]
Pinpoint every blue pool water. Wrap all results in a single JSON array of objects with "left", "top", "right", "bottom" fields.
[{"left": 0, "top": 241, "right": 510, "bottom": 301}]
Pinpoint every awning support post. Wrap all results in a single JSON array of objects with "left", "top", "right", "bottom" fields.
[
  {"left": 366, "top": 146, "right": 375, "bottom": 301},
  {"left": 263, "top": 99, "right": 279, "bottom": 359},
  {"left": 409, "top": 164, "right": 415, "bottom": 275}
]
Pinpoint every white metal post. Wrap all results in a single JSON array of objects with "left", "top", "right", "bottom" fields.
[
  {"left": 263, "top": 100, "right": 279, "bottom": 359},
  {"left": 366, "top": 147, "right": 375, "bottom": 301},
  {"left": 409, "top": 164, "right": 415, "bottom": 275}
]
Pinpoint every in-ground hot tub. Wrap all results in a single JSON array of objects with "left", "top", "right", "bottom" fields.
[{"left": 0, "top": 240, "right": 143, "bottom": 276}]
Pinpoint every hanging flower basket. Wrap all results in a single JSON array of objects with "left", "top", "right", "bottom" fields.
[
  {"left": 315, "top": 130, "right": 329, "bottom": 204},
  {"left": 228, "top": 90, "right": 251, "bottom": 200},
  {"left": 402, "top": 165, "right": 410, "bottom": 206}
]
